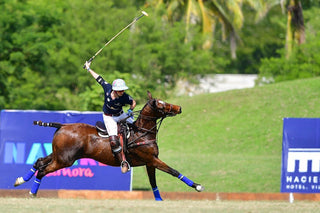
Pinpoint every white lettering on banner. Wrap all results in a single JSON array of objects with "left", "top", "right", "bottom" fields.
[
  {"left": 286, "top": 176, "right": 320, "bottom": 184},
  {"left": 286, "top": 184, "right": 307, "bottom": 190},
  {"left": 287, "top": 148, "right": 320, "bottom": 172},
  {"left": 311, "top": 185, "right": 320, "bottom": 190}
]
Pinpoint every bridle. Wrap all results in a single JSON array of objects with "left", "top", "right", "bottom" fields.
[
  {"left": 136, "top": 99, "right": 175, "bottom": 120},
  {"left": 126, "top": 98, "right": 177, "bottom": 148},
  {"left": 149, "top": 99, "right": 177, "bottom": 117},
  {"left": 135, "top": 99, "right": 173, "bottom": 132}
]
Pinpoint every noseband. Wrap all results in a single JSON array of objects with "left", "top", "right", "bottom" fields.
[{"left": 127, "top": 99, "right": 175, "bottom": 148}]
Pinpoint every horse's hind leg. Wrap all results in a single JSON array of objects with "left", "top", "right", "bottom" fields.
[
  {"left": 146, "top": 166, "right": 163, "bottom": 201},
  {"left": 14, "top": 154, "right": 53, "bottom": 187},
  {"left": 151, "top": 157, "right": 204, "bottom": 192},
  {"left": 29, "top": 158, "right": 73, "bottom": 197}
]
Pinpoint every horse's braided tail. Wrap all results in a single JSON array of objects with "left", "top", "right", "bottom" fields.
[{"left": 33, "top": 120, "right": 62, "bottom": 129}]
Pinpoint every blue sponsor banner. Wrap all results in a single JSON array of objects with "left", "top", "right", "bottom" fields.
[
  {"left": 0, "top": 110, "right": 132, "bottom": 190},
  {"left": 281, "top": 118, "right": 320, "bottom": 193}
]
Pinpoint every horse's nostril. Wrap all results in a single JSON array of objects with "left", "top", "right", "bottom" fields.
[{"left": 179, "top": 107, "right": 182, "bottom": 113}]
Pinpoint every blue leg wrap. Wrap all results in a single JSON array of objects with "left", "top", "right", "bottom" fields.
[
  {"left": 30, "top": 178, "right": 41, "bottom": 195},
  {"left": 178, "top": 174, "right": 194, "bottom": 187},
  {"left": 152, "top": 187, "right": 163, "bottom": 201},
  {"left": 23, "top": 167, "right": 37, "bottom": 182}
]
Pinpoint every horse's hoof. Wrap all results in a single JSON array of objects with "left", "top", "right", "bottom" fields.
[
  {"left": 29, "top": 192, "right": 37, "bottom": 198},
  {"left": 14, "top": 177, "right": 25, "bottom": 187},
  {"left": 195, "top": 184, "right": 204, "bottom": 192}
]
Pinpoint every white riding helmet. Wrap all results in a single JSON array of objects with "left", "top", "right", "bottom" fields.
[{"left": 112, "top": 79, "right": 129, "bottom": 91}]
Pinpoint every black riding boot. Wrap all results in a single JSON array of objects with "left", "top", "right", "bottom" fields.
[{"left": 109, "top": 135, "right": 130, "bottom": 173}]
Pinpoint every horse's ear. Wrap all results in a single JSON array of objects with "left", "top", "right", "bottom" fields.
[{"left": 147, "top": 91, "right": 152, "bottom": 100}]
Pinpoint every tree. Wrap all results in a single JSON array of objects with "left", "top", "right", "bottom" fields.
[
  {"left": 245, "top": 0, "right": 305, "bottom": 59},
  {"left": 146, "top": 0, "right": 247, "bottom": 59},
  {"left": 285, "top": 0, "right": 305, "bottom": 58},
  {"left": 257, "top": 5, "right": 319, "bottom": 83}
]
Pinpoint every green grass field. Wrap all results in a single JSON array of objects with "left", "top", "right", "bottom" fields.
[
  {"left": 1, "top": 198, "right": 320, "bottom": 213},
  {"left": 132, "top": 77, "right": 320, "bottom": 193}
]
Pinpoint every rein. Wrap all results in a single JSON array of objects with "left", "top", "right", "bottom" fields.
[
  {"left": 126, "top": 100, "right": 168, "bottom": 148},
  {"left": 127, "top": 115, "right": 165, "bottom": 149}
]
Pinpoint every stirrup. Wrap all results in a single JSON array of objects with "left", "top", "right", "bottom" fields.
[{"left": 121, "top": 160, "right": 131, "bottom": 174}]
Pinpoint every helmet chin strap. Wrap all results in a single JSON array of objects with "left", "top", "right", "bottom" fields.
[
  {"left": 112, "top": 90, "right": 125, "bottom": 99},
  {"left": 115, "top": 90, "right": 124, "bottom": 96},
  {"left": 111, "top": 90, "right": 119, "bottom": 99}
]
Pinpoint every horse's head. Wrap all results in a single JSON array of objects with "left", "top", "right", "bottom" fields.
[{"left": 144, "top": 91, "right": 182, "bottom": 118}]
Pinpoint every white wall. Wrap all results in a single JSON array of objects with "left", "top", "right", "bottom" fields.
[{"left": 175, "top": 74, "right": 258, "bottom": 96}]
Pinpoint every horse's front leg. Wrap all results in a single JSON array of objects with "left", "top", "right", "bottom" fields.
[
  {"left": 146, "top": 166, "right": 163, "bottom": 201},
  {"left": 152, "top": 157, "right": 204, "bottom": 192}
]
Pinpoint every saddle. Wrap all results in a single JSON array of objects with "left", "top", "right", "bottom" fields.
[
  {"left": 95, "top": 121, "right": 132, "bottom": 152},
  {"left": 95, "top": 121, "right": 109, "bottom": 137},
  {"left": 95, "top": 121, "right": 131, "bottom": 138}
]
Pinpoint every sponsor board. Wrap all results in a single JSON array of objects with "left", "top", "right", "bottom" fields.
[
  {"left": 0, "top": 110, "right": 132, "bottom": 190},
  {"left": 281, "top": 118, "right": 320, "bottom": 193}
]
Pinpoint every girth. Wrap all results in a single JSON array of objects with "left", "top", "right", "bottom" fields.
[{"left": 127, "top": 139, "right": 156, "bottom": 149}]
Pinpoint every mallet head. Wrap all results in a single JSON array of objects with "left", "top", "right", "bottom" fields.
[{"left": 142, "top": 11, "right": 149, "bottom": 17}]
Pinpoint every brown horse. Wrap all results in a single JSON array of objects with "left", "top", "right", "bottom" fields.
[{"left": 14, "top": 91, "right": 204, "bottom": 200}]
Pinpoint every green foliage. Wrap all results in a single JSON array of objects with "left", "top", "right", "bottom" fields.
[
  {"left": 226, "top": 5, "right": 286, "bottom": 74},
  {"left": 0, "top": 0, "right": 220, "bottom": 110},
  {"left": 0, "top": 0, "right": 67, "bottom": 109},
  {"left": 257, "top": 6, "right": 320, "bottom": 83},
  {"left": 0, "top": 0, "right": 319, "bottom": 110}
]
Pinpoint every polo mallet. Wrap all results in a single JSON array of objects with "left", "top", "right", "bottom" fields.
[{"left": 83, "top": 11, "right": 149, "bottom": 68}]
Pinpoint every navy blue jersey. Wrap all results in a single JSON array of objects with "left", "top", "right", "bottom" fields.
[{"left": 96, "top": 76, "right": 133, "bottom": 115}]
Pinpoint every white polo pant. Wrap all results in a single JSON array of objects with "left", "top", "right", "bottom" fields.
[{"left": 103, "top": 112, "right": 134, "bottom": 136}]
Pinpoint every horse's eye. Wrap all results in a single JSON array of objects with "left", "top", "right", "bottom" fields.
[{"left": 152, "top": 99, "right": 157, "bottom": 107}]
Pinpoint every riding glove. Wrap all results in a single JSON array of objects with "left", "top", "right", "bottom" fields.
[{"left": 127, "top": 109, "right": 133, "bottom": 119}]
